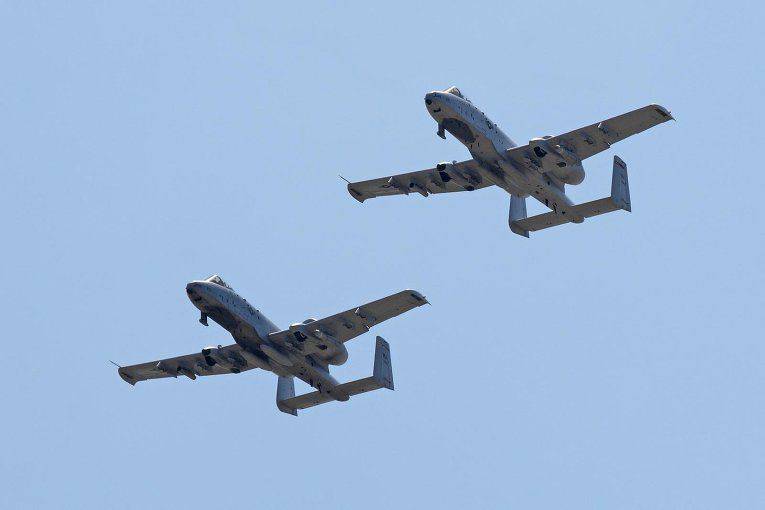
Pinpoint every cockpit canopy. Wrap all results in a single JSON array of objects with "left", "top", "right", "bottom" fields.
[
  {"left": 444, "top": 86, "right": 470, "bottom": 103},
  {"left": 444, "top": 86, "right": 463, "bottom": 98},
  {"left": 204, "top": 274, "right": 233, "bottom": 291}
]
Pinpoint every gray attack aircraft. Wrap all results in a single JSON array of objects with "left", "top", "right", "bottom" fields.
[
  {"left": 116, "top": 275, "right": 428, "bottom": 415},
  {"left": 345, "top": 87, "right": 673, "bottom": 237}
]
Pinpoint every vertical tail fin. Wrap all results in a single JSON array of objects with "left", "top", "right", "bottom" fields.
[
  {"left": 276, "top": 375, "right": 297, "bottom": 416},
  {"left": 372, "top": 336, "right": 394, "bottom": 390},
  {"left": 508, "top": 195, "right": 529, "bottom": 237},
  {"left": 611, "top": 156, "right": 631, "bottom": 212}
]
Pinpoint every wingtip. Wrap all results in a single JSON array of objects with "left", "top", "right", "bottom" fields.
[
  {"left": 651, "top": 104, "right": 674, "bottom": 121},
  {"left": 347, "top": 184, "right": 366, "bottom": 203},
  {"left": 118, "top": 369, "right": 136, "bottom": 386},
  {"left": 406, "top": 289, "right": 429, "bottom": 305}
]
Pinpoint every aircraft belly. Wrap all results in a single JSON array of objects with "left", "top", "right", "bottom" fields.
[
  {"left": 205, "top": 306, "right": 239, "bottom": 332},
  {"left": 201, "top": 303, "right": 266, "bottom": 350},
  {"left": 442, "top": 117, "right": 476, "bottom": 144}
]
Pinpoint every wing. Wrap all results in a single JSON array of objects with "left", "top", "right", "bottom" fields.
[
  {"left": 117, "top": 343, "right": 255, "bottom": 385},
  {"left": 545, "top": 104, "right": 674, "bottom": 161},
  {"left": 268, "top": 290, "right": 428, "bottom": 346},
  {"left": 346, "top": 159, "right": 493, "bottom": 202}
]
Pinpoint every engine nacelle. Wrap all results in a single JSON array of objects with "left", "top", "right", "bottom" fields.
[{"left": 529, "top": 137, "right": 586, "bottom": 185}]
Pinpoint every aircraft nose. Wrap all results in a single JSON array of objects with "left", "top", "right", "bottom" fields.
[
  {"left": 186, "top": 282, "right": 199, "bottom": 295},
  {"left": 425, "top": 92, "right": 435, "bottom": 105}
]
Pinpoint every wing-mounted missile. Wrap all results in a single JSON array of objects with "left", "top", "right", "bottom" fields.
[
  {"left": 177, "top": 366, "right": 197, "bottom": 380},
  {"left": 435, "top": 161, "right": 481, "bottom": 191},
  {"left": 201, "top": 345, "right": 246, "bottom": 373},
  {"left": 387, "top": 176, "right": 411, "bottom": 195},
  {"left": 529, "top": 136, "right": 585, "bottom": 185},
  {"left": 153, "top": 361, "right": 197, "bottom": 380}
]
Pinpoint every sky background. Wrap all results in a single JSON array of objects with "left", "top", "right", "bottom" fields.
[{"left": 1, "top": 1, "right": 763, "bottom": 508}]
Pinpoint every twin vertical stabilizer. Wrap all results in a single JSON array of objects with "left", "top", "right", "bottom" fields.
[
  {"left": 276, "top": 336, "right": 394, "bottom": 416},
  {"left": 509, "top": 155, "right": 632, "bottom": 237}
]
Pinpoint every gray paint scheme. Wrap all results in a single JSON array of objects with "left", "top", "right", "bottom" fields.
[
  {"left": 117, "top": 275, "right": 428, "bottom": 415},
  {"left": 347, "top": 86, "right": 673, "bottom": 236}
]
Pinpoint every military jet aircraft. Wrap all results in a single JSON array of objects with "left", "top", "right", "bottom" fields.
[
  {"left": 116, "top": 275, "right": 428, "bottom": 415},
  {"left": 345, "top": 87, "right": 673, "bottom": 237}
]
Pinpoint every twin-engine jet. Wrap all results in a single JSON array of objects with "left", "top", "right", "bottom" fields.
[
  {"left": 116, "top": 275, "right": 428, "bottom": 415},
  {"left": 346, "top": 87, "right": 673, "bottom": 236}
]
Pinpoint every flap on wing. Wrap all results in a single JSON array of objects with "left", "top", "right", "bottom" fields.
[
  {"left": 347, "top": 159, "right": 491, "bottom": 202},
  {"left": 547, "top": 104, "right": 673, "bottom": 161}
]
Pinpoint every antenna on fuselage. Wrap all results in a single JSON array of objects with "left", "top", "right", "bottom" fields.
[
  {"left": 109, "top": 360, "right": 122, "bottom": 368},
  {"left": 338, "top": 174, "right": 351, "bottom": 184}
]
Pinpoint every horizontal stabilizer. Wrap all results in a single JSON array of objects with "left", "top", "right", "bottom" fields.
[
  {"left": 277, "top": 336, "right": 394, "bottom": 415},
  {"left": 510, "top": 156, "right": 631, "bottom": 235}
]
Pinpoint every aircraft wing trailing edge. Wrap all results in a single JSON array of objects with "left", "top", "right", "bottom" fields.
[
  {"left": 117, "top": 343, "right": 256, "bottom": 385},
  {"left": 268, "top": 290, "right": 428, "bottom": 346},
  {"left": 346, "top": 158, "right": 492, "bottom": 202},
  {"left": 545, "top": 104, "right": 673, "bottom": 161}
]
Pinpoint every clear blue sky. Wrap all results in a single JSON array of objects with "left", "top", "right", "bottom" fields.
[{"left": 1, "top": 1, "right": 763, "bottom": 508}]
